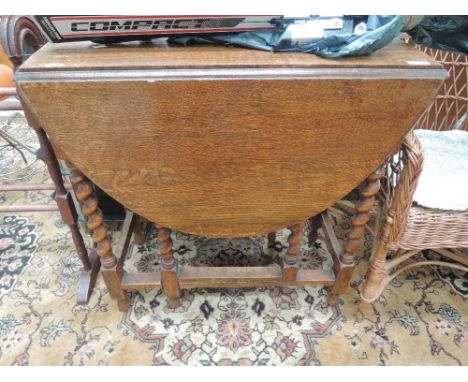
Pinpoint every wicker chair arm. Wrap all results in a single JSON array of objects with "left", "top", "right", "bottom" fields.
[{"left": 385, "top": 131, "right": 424, "bottom": 246}]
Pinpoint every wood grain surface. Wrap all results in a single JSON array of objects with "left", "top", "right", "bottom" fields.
[
  {"left": 16, "top": 39, "right": 446, "bottom": 237},
  {"left": 19, "top": 37, "right": 442, "bottom": 71}
]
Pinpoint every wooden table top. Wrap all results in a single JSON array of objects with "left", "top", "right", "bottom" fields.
[
  {"left": 16, "top": 38, "right": 446, "bottom": 237},
  {"left": 19, "top": 37, "right": 441, "bottom": 71}
]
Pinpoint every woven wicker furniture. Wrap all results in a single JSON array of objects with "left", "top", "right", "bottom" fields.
[
  {"left": 361, "top": 45, "right": 468, "bottom": 303},
  {"left": 412, "top": 45, "right": 467, "bottom": 132},
  {"left": 361, "top": 130, "right": 468, "bottom": 303}
]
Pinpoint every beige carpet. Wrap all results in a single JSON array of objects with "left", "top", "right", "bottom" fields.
[{"left": 0, "top": 113, "right": 467, "bottom": 365}]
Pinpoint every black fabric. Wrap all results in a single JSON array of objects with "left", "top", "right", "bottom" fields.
[
  {"left": 407, "top": 16, "right": 468, "bottom": 55},
  {"left": 168, "top": 15, "right": 404, "bottom": 58}
]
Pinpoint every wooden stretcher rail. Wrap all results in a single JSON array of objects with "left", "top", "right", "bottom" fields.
[{"left": 121, "top": 266, "right": 335, "bottom": 290}]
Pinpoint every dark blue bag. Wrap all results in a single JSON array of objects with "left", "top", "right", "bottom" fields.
[{"left": 169, "top": 15, "right": 404, "bottom": 58}]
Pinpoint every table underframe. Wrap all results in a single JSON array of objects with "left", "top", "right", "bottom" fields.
[{"left": 67, "top": 159, "right": 382, "bottom": 312}]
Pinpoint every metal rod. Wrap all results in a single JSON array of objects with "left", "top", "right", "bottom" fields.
[
  {"left": 0, "top": 129, "right": 37, "bottom": 156},
  {"left": 0, "top": 100, "right": 22, "bottom": 111},
  {"left": 0, "top": 204, "right": 60, "bottom": 213},
  {"left": 0, "top": 183, "right": 73, "bottom": 191},
  {"left": 0, "top": 87, "right": 17, "bottom": 96},
  {"left": 0, "top": 129, "right": 29, "bottom": 163}
]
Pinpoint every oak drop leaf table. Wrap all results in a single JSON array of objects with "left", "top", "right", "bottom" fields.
[{"left": 15, "top": 38, "right": 445, "bottom": 311}]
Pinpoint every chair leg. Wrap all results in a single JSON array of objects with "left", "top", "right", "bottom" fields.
[
  {"left": 361, "top": 244, "right": 389, "bottom": 304},
  {"left": 156, "top": 224, "right": 181, "bottom": 308},
  {"left": 67, "top": 161, "right": 130, "bottom": 311}
]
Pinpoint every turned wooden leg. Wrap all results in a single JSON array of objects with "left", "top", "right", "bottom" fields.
[
  {"left": 33, "top": 128, "right": 91, "bottom": 269},
  {"left": 67, "top": 161, "right": 130, "bottom": 311},
  {"left": 360, "top": 246, "right": 389, "bottom": 304},
  {"left": 328, "top": 166, "right": 385, "bottom": 305},
  {"left": 156, "top": 224, "right": 181, "bottom": 308},
  {"left": 307, "top": 214, "right": 322, "bottom": 246},
  {"left": 282, "top": 221, "right": 305, "bottom": 281},
  {"left": 21, "top": 104, "right": 99, "bottom": 304}
]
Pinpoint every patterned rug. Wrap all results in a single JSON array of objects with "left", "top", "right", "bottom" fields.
[{"left": 0, "top": 113, "right": 467, "bottom": 365}]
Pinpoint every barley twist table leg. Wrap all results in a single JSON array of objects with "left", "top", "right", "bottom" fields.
[
  {"left": 156, "top": 224, "right": 181, "bottom": 308},
  {"left": 282, "top": 221, "right": 305, "bottom": 281},
  {"left": 67, "top": 161, "right": 130, "bottom": 311},
  {"left": 329, "top": 166, "right": 385, "bottom": 305}
]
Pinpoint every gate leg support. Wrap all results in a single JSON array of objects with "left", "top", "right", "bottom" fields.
[{"left": 21, "top": 103, "right": 98, "bottom": 304}]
